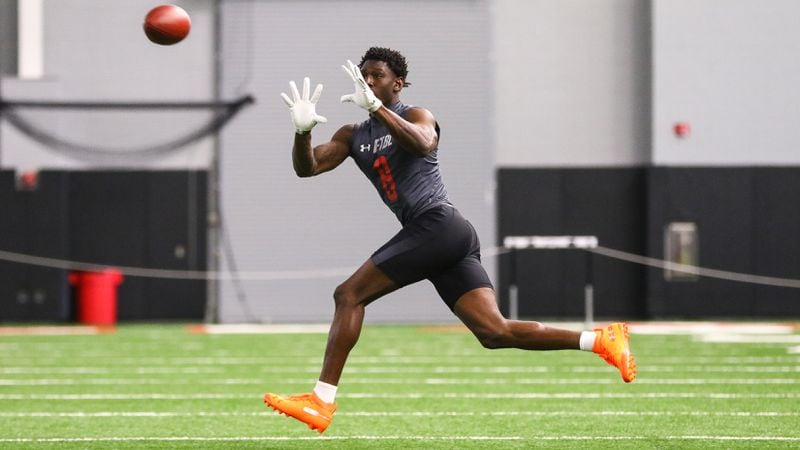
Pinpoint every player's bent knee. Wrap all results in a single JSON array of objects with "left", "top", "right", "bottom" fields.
[
  {"left": 472, "top": 324, "right": 511, "bottom": 349},
  {"left": 477, "top": 334, "right": 504, "bottom": 349},
  {"left": 332, "top": 283, "right": 366, "bottom": 309},
  {"left": 332, "top": 284, "right": 355, "bottom": 308}
]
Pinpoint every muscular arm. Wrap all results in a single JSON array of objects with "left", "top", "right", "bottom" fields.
[
  {"left": 371, "top": 106, "right": 438, "bottom": 157},
  {"left": 292, "top": 125, "right": 353, "bottom": 177}
]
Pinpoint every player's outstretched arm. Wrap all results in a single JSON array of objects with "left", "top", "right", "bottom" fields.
[
  {"left": 280, "top": 77, "right": 351, "bottom": 177},
  {"left": 292, "top": 126, "right": 352, "bottom": 177}
]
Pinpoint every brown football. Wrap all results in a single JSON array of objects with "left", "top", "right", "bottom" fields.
[{"left": 143, "top": 4, "right": 191, "bottom": 46}]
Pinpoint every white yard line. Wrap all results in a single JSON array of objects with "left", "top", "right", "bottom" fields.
[
  {"left": 699, "top": 334, "right": 800, "bottom": 344},
  {"left": 0, "top": 392, "right": 797, "bottom": 400},
  {"left": 627, "top": 322, "right": 797, "bottom": 335},
  {"left": 191, "top": 321, "right": 798, "bottom": 335},
  {"left": 0, "top": 377, "right": 798, "bottom": 386},
  {"left": 0, "top": 435, "right": 798, "bottom": 443},
  {"left": 1, "top": 410, "right": 798, "bottom": 418},
  {"left": 340, "top": 392, "right": 800, "bottom": 399},
  {"left": 0, "top": 367, "right": 225, "bottom": 374},
  {"left": 2, "top": 356, "right": 799, "bottom": 370},
  {"left": 189, "top": 324, "right": 330, "bottom": 334},
  {"left": 0, "top": 365, "right": 797, "bottom": 374},
  {"left": 0, "top": 321, "right": 794, "bottom": 337},
  {"left": 0, "top": 326, "right": 108, "bottom": 336},
  {"left": 0, "top": 436, "right": 522, "bottom": 443}
]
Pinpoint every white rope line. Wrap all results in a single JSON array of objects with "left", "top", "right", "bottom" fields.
[
  {"left": 1, "top": 245, "right": 799, "bottom": 288},
  {"left": 0, "top": 247, "right": 508, "bottom": 281},
  {"left": 0, "top": 249, "right": 353, "bottom": 281},
  {"left": 590, "top": 246, "right": 800, "bottom": 289}
]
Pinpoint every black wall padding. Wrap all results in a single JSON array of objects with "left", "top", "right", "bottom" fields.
[
  {"left": 497, "top": 168, "right": 647, "bottom": 320},
  {"left": 752, "top": 168, "right": 800, "bottom": 315},
  {"left": 68, "top": 171, "right": 207, "bottom": 320},
  {"left": 646, "top": 167, "right": 800, "bottom": 318},
  {"left": 497, "top": 166, "right": 800, "bottom": 320},
  {"left": 0, "top": 170, "right": 207, "bottom": 322},
  {"left": 0, "top": 171, "right": 70, "bottom": 321}
]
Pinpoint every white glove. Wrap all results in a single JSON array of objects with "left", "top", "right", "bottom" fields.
[
  {"left": 340, "top": 60, "right": 382, "bottom": 113},
  {"left": 280, "top": 77, "right": 327, "bottom": 134}
]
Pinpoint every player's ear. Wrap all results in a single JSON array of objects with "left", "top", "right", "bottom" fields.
[{"left": 393, "top": 77, "right": 404, "bottom": 92}]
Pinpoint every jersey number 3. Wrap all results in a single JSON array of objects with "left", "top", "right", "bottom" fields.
[{"left": 373, "top": 155, "right": 398, "bottom": 202}]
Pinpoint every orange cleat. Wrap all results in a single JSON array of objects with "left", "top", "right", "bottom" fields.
[
  {"left": 263, "top": 391, "right": 337, "bottom": 433},
  {"left": 592, "top": 322, "right": 637, "bottom": 383}
]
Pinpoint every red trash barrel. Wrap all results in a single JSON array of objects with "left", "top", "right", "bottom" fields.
[{"left": 68, "top": 269, "right": 124, "bottom": 325}]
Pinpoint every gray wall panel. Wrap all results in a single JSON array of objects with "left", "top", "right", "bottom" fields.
[
  {"left": 494, "top": 0, "right": 650, "bottom": 167},
  {"left": 652, "top": 0, "right": 800, "bottom": 165},
  {"left": 1, "top": 0, "right": 215, "bottom": 171},
  {"left": 0, "top": 0, "right": 17, "bottom": 75},
  {"left": 218, "top": 0, "right": 493, "bottom": 323}
]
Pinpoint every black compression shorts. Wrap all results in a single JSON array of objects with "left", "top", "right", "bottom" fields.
[{"left": 371, "top": 204, "right": 494, "bottom": 310}]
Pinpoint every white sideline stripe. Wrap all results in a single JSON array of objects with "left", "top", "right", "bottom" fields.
[
  {"left": 192, "top": 324, "right": 330, "bottom": 334},
  {"left": 0, "top": 326, "right": 105, "bottom": 336},
  {"left": 1, "top": 436, "right": 799, "bottom": 443},
  {"left": 339, "top": 393, "right": 800, "bottom": 399},
  {"left": 1, "top": 392, "right": 798, "bottom": 400},
  {"left": 1, "top": 377, "right": 799, "bottom": 386},
  {"left": 0, "top": 436, "right": 522, "bottom": 443},
  {"left": 664, "top": 436, "right": 800, "bottom": 441},
  {"left": 699, "top": 334, "right": 800, "bottom": 344},
  {"left": 627, "top": 322, "right": 796, "bottom": 335},
  {"left": 790, "top": 346, "right": 800, "bottom": 354},
  {"left": 0, "top": 365, "right": 797, "bottom": 375},
  {"left": 2, "top": 356, "right": 799, "bottom": 369},
  {"left": 569, "top": 366, "right": 800, "bottom": 373},
  {"left": 1, "top": 321, "right": 793, "bottom": 338},
  {"left": 0, "top": 367, "right": 226, "bottom": 375},
  {"left": 1, "top": 410, "right": 799, "bottom": 418}
]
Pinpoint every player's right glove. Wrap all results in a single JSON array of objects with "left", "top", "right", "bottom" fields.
[
  {"left": 340, "top": 60, "right": 382, "bottom": 113},
  {"left": 280, "top": 77, "right": 327, "bottom": 134}
]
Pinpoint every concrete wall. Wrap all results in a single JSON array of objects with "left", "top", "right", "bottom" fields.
[
  {"left": 0, "top": 0, "right": 215, "bottom": 171},
  {"left": 0, "top": 0, "right": 17, "bottom": 75},
  {"left": 652, "top": 0, "right": 800, "bottom": 165},
  {"left": 217, "top": 0, "right": 494, "bottom": 323},
  {"left": 3, "top": 0, "right": 798, "bottom": 323},
  {"left": 494, "top": 0, "right": 651, "bottom": 167}
]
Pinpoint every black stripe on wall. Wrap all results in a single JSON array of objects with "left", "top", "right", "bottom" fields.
[
  {"left": 646, "top": 167, "right": 800, "bottom": 318},
  {"left": 0, "top": 170, "right": 207, "bottom": 322},
  {"left": 497, "top": 168, "right": 647, "bottom": 320},
  {"left": 497, "top": 166, "right": 800, "bottom": 320}
]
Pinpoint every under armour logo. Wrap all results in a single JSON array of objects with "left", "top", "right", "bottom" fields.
[{"left": 360, "top": 144, "right": 371, "bottom": 152}]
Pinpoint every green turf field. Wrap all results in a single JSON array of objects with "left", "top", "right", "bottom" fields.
[{"left": 0, "top": 323, "right": 798, "bottom": 449}]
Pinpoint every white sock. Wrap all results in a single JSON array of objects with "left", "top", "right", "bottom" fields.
[
  {"left": 579, "top": 330, "right": 598, "bottom": 352},
  {"left": 313, "top": 380, "right": 337, "bottom": 404}
]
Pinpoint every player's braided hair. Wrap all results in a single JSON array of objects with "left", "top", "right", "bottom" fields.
[{"left": 359, "top": 47, "right": 411, "bottom": 87}]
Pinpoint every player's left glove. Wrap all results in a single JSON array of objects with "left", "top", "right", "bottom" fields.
[
  {"left": 280, "top": 77, "right": 327, "bottom": 134},
  {"left": 340, "top": 60, "right": 382, "bottom": 113}
]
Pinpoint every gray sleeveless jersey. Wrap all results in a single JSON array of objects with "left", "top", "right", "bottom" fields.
[{"left": 349, "top": 101, "right": 450, "bottom": 225}]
